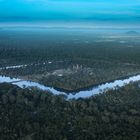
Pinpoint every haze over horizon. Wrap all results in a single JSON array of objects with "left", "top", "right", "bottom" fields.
[{"left": 0, "top": 0, "right": 140, "bottom": 27}]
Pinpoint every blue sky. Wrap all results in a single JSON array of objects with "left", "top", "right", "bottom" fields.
[{"left": 0, "top": 0, "right": 140, "bottom": 25}]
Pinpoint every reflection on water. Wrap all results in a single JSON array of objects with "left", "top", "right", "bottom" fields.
[
  {"left": 0, "top": 75, "right": 140, "bottom": 100},
  {"left": 0, "top": 65, "right": 27, "bottom": 70}
]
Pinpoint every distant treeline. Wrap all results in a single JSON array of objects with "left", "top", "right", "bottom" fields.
[
  {"left": 0, "top": 30, "right": 140, "bottom": 66},
  {"left": 1, "top": 37, "right": 140, "bottom": 91}
]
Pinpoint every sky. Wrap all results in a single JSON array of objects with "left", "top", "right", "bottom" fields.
[{"left": 0, "top": 0, "right": 140, "bottom": 27}]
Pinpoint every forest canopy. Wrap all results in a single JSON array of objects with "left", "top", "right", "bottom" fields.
[{"left": 0, "top": 82, "right": 140, "bottom": 140}]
